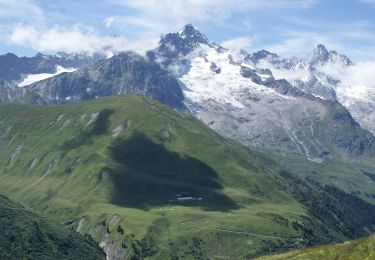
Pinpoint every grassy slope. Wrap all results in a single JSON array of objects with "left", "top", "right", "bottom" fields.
[
  {"left": 0, "top": 94, "right": 374, "bottom": 259},
  {"left": 257, "top": 234, "right": 375, "bottom": 260},
  {"left": 0, "top": 194, "right": 105, "bottom": 260},
  {"left": 274, "top": 153, "right": 375, "bottom": 204}
]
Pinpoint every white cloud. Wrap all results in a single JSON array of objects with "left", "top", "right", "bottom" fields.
[
  {"left": 115, "top": 0, "right": 316, "bottom": 19},
  {"left": 317, "top": 60, "right": 375, "bottom": 133},
  {"left": 110, "top": 0, "right": 316, "bottom": 33},
  {"left": 360, "top": 0, "right": 375, "bottom": 5},
  {"left": 258, "top": 49, "right": 375, "bottom": 96},
  {"left": 341, "top": 63, "right": 375, "bottom": 98},
  {"left": 0, "top": 0, "right": 43, "bottom": 21},
  {"left": 265, "top": 18, "right": 375, "bottom": 62},
  {"left": 266, "top": 37, "right": 311, "bottom": 56},
  {"left": 103, "top": 16, "right": 166, "bottom": 31},
  {"left": 319, "top": 62, "right": 375, "bottom": 91},
  {"left": 8, "top": 24, "right": 159, "bottom": 55},
  {"left": 104, "top": 17, "right": 115, "bottom": 28},
  {"left": 221, "top": 36, "right": 254, "bottom": 50},
  {"left": 8, "top": 24, "right": 38, "bottom": 45},
  {"left": 265, "top": 31, "right": 342, "bottom": 57}
]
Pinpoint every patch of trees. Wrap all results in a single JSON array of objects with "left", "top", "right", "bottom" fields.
[{"left": 279, "top": 171, "right": 375, "bottom": 245}]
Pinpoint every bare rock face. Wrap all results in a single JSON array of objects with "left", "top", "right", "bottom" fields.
[
  {"left": 210, "top": 62, "right": 221, "bottom": 74},
  {"left": 27, "top": 52, "right": 186, "bottom": 110},
  {"left": 0, "top": 52, "right": 105, "bottom": 82},
  {"left": 0, "top": 80, "right": 25, "bottom": 103}
]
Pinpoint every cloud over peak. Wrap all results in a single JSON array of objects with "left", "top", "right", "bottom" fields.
[{"left": 8, "top": 24, "right": 159, "bottom": 55}]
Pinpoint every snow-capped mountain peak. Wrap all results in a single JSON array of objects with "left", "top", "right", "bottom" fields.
[
  {"left": 147, "top": 24, "right": 214, "bottom": 72},
  {"left": 308, "top": 44, "right": 352, "bottom": 67},
  {"left": 248, "top": 50, "right": 279, "bottom": 64},
  {"left": 157, "top": 24, "right": 210, "bottom": 56},
  {"left": 179, "top": 24, "right": 209, "bottom": 44},
  {"left": 310, "top": 44, "right": 330, "bottom": 64},
  {"left": 327, "top": 50, "right": 352, "bottom": 66}
]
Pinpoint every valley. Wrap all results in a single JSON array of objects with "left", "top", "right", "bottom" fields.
[{"left": 0, "top": 95, "right": 374, "bottom": 259}]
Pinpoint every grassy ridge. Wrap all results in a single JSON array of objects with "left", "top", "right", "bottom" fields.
[
  {"left": 257, "top": 233, "right": 375, "bottom": 259},
  {"left": 0, "top": 194, "right": 105, "bottom": 260},
  {"left": 0, "top": 94, "right": 374, "bottom": 259}
]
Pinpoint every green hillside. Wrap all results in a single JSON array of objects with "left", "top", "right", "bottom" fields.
[
  {"left": 257, "top": 233, "right": 375, "bottom": 259},
  {"left": 0, "top": 194, "right": 105, "bottom": 260},
  {"left": 0, "top": 94, "right": 374, "bottom": 259}
]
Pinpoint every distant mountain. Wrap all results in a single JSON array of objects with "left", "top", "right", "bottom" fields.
[
  {"left": 250, "top": 44, "right": 352, "bottom": 71},
  {"left": 147, "top": 25, "right": 375, "bottom": 163},
  {"left": 250, "top": 44, "right": 375, "bottom": 136},
  {"left": 27, "top": 52, "right": 185, "bottom": 109},
  {"left": 248, "top": 49, "right": 296, "bottom": 69},
  {"left": 0, "top": 194, "right": 105, "bottom": 259},
  {"left": 248, "top": 44, "right": 352, "bottom": 101},
  {"left": 0, "top": 52, "right": 105, "bottom": 82}
]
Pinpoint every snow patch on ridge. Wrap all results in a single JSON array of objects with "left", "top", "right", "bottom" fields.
[
  {"left": 18, "top": 66, "right": 77, "bottom": 87},
  {"left": 180, "top": 45, "right": 289, "bottom": 109}
]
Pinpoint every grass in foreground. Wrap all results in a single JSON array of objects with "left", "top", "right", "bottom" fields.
[{"left": 257, "top": 233, "right": 375, "bottom": 260}]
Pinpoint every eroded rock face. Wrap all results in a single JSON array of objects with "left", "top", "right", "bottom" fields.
[
  {"left": 27, "top": 52, "right": 186, "bottom": 110},
  {"left": 0, "top": 80, "right": 25, "bottom": 103},
  {"left": 0, "top": 52, "right": 105, "bottom": 82}
]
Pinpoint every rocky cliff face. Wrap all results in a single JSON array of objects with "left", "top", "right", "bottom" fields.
[
  {"left": 0, "top": 52, "right": 105, "bottom": 82},
  {"left": 28, "top": 52, "right": 186, "bottom": 110},
  {"left": 0, "top": 80, "right": 25, "bottom": 103}
]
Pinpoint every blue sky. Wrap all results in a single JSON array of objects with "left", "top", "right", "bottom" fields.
[{"left": 1, "top": 0, "right": 375, "bottom": 61}]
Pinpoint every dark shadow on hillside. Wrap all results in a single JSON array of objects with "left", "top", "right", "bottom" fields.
[
  {"left": 62, "top": 109, "right": 115, "bottom": 150},
  {"left": 108, "top": 132, "right": 238, "bottom": 211},
  {"left": 361, "top": 170, "right": 375, "bottom": 182},
  {"left": 279, "top": 170, "right": 375, "bottom": 244}
]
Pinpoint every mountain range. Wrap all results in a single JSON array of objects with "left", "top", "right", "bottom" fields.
[
  {"left": 0, "top": 52, "right": 104, "bottom": 82},
  {"left": 1, "top": 24, "right": 375, "bottom": 259},
  {"left": 1, "top": 24, "right": 375, "bottom": 165}
]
